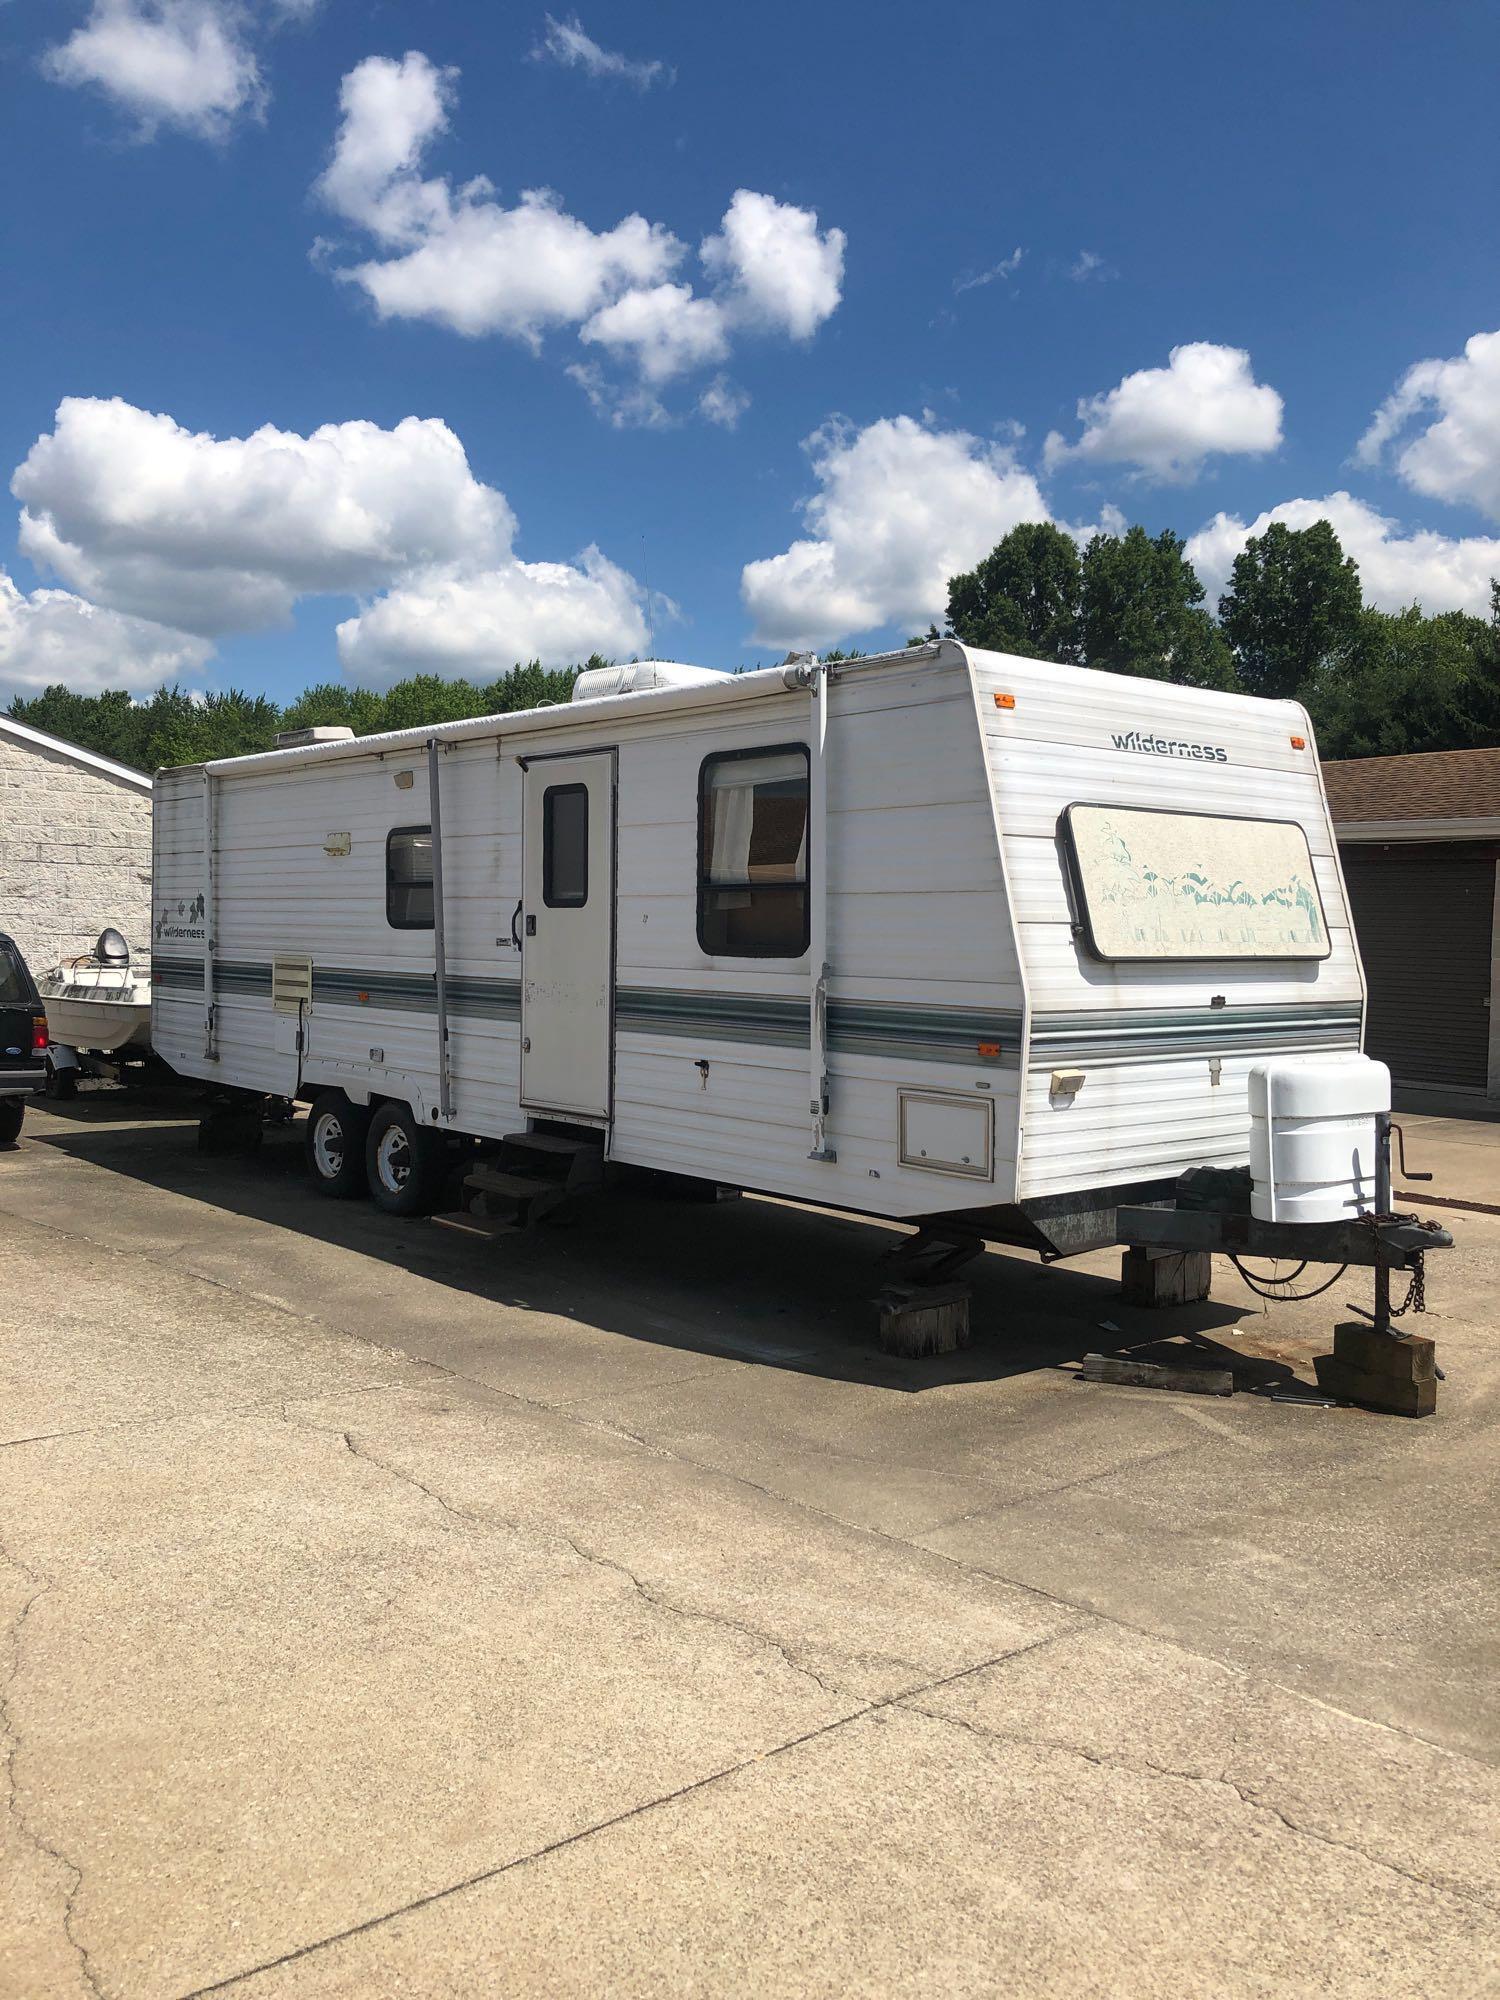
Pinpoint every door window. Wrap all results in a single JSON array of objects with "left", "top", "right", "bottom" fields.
[{"left": 543, "top": 784, "right": 589, "bottom": 907}]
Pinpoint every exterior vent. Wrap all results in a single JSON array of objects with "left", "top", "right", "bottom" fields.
[
  {"left": 274, "top": 725, "right": 356, "bottom": 749},
  {"left": 571, "top": 660, "right": 725, "bottom": 702},
  {"left": 271, "top": 955, "right": 313, "bottom": 1014}
]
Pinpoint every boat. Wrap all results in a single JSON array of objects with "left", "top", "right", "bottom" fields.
[{"left": 37, "top": 928, "right": 153, "bottom": 1061}]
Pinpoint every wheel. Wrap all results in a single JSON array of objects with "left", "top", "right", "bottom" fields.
[
  {"left": 305, "top": 1091, "right": 371, "bottom": 1198},
  {"left": 44, "top": 1058, "right": 77, "bottom": 1101},
  {"left": 0, "top": 1097, "right": 25, "bottom": 1146},
  {"left": 365, "top": 1101, "right": 444, "bottom": 1216}
]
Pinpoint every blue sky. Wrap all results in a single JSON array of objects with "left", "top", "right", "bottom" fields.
[{"left": 1, "top": 0, "right": 1497, "bottom": 705}]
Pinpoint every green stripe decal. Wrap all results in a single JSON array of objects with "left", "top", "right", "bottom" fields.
[
  {"left": 156, "top": 960, "right": 1356, "bottom": 1072},
  {"left": 615, "top": 986, "right": 1021, "bottom": 1065},
  {"left": 1029, "top": 1001, "right": 1361, "bottom": 1066}
]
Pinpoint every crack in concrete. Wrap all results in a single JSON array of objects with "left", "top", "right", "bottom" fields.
[
  {"left": 319, "top": 1420, "right": 857, "bottom": 1703},
  {"left": 0, "top": 1379, "right": 409, "bottom": 1457},
  {"left": 1, "top": 1542, "right": 106, "bottom": 2000},
  {"left": 914, "top": 1442, "right": 1196, "bottom": 1538},
  {"left": 2, "top": 1195, "right": 1483, "bottom": 1780},
  {"left": 179, "top": 1628, "right": 1072, "bottom": 1998},
  {"left": 897, "top": 1699, "right": 1499, "bottom": 1917}
]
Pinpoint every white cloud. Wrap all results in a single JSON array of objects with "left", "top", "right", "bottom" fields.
[
  {"left": 43, "top": 0, "right": 263, "bottom": 139},
  {"left": 580, "top": 284, "right": 728, "bottom": 383},
  {"left": 1185, "top": 491, "right": 1500, "bottom": 617},
  {"left": 1355, "top": 329, "right": 1500, "bottom": 522},
  {"left": 316, "top": 54, "right": 680, "bottom": 345},
  {"left": 531, "top": 14, "right": 671, "bottom": 89},
  {"left": 1068, "top": 249, "right": 1113, "bottom": 282},
  {"left": 0, "top": 570, "right": 211, "bottom": 703},
  {"left": 314, "top": 49, "right": 456, "bottom": 239},
  {"left": 700, "top": 189, "right": 845, "bottom": 341},
  {"left": 314, "top": 60, "right": 845, "bottom": 418},
  {"left": 1043, "top": 341, "right": 1284, "bottom": 483},
  {"left": 741, "top": 415, "right": 1050, "bottom": 648},
  {"left": 7, "top": 396, "right": 652, "bottom": 685},
  {"left": 954, "top": 248, "right": 1022, "bottom": 295},
  {"left": 698, "top": 377, "right": 750, "bottom": 430},
  {"left": 335, "top": 551, "right": 650, "bottom": 685},
  {"left": 13, "top": 397, "right": 511, "bottom": 634},
  {"left": 564, "top": 364, "right": 672, "bottom": 431}
]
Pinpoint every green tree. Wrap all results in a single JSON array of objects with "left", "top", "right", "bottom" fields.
[
  {"left": 1079, "top": 526, "right": 1236, "bottom": 689},
  {"left": 276, "top": 681, "right": 389, "bottom": 735},
  {"left": 946, "top": 522, "right": 1083, "bottom": 662},
  {"left": 1310, "top": 603, "right": 1498, "bottom": 758},
  {"left": 7, "top": 685, "right": 153, "bottom": 769},
  {"left": 1218, "top": 520, "right": 1362, "bottom": 701}
]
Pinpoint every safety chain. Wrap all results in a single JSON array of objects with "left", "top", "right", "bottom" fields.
[
  {"left": 1393, "top": 1250, "right": 1426, "bottom": 1318},
  {"left": 1362, "top": 1212, "right": 1432, "bottom": 1318}
]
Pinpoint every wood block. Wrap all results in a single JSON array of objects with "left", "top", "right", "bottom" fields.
[
  {"left": 1121, "top": 1246, "right": 1213, "bottom": 1307},
  {"left": 1331, "top": 1323, "right": 1435, "bottom": 1381},
  {"left": 1081, "top": 1352, "right": 1233, "bottom": 1397},
  {"left": 1314, "top": 1354, "right": 1436, "bottom": 1417},
  {"left": 877, "top": 1284, "right": 971, "bottom": 1358}
]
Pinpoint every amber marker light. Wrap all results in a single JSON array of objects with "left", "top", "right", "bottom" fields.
[
  {"left": 1290, "top": 735, "right": 1306, "bottom": 749},
  {"left": 977, "top": 1041, "right": 1002, "bottom": 1058},
  {"left": 993, "top": 692, "right": 1016, "bottom": 710}
]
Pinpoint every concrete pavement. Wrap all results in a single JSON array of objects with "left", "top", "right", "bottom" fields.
[{"left": 2, "top": 1094, "right": 1498, "bottom": 1997}]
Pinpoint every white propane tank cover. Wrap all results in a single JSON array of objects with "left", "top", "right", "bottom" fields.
[{"left": 1249, "top": 1054, "right": 1391, "bottom": 1225}]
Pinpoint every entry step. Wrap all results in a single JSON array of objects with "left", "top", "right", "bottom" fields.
[
  {"left": 431, "top": 1208, "right": 522, "bottom": 1240},
  {"left": 502, "top": 1130, "right": 603, "bottom": 1158},
  {"left": 467, "top": 1164, "right": 561, "bottom": 1200}
]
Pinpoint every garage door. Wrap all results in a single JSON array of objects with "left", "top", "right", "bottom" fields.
[{"left": 1341, "top": 850, "right": 1494, "bottom": 1089}]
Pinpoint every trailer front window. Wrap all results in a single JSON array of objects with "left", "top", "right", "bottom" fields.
[
  {"left": 386, "top": 826, "right": 434, "bottom": 929},
  {"left": 699, "top": 746, "right": 809, "bottom": 957},
  {"left": 1061, "top": 803, "right": 1330, "bottom": 961}
]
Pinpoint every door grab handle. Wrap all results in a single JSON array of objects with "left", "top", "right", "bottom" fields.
[{"left": 510, "top": 899, "right": 523, "bottom": 949}]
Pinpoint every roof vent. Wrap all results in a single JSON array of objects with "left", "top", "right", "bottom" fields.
[
  {"left": 274, "top": 725, "right": 356, "bottom": 749},
  {"left": 571, "top": 660, "right": 725, "bottom": 703}
]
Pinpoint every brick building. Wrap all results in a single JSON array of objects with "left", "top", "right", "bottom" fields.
[
  {"left": 0, "top": 715, "right": 153, "bottom": 975},
  {"left": 1324, "top": 747, "right": 1500, "bottom": 1104}
]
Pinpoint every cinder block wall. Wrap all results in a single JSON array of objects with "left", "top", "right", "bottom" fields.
[{"left": 0, "top": 733, "right": 153, "bottom": 973}]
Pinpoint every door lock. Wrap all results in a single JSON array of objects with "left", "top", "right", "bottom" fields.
[
  {"left": 525, "top": 914, "right": 537, "bottom": 936},
  {"left": 522, "top": 1037, "right": 531, "bottom": 1053}
]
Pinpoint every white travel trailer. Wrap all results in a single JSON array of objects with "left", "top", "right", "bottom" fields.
[{"left": 151, "top": 641, "right": 1366, "bottom": 1257}]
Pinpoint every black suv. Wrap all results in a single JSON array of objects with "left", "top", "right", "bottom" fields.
[{"left": 0, "top": 932, "right": 47, "bottom": 1144}]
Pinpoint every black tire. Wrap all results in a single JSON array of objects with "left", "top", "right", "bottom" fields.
[
  {"left": 0, "top": 1097, "right": 25, "bottom": 1146},
  {"left": 365, "top": 1100, "right": 444, "bottom": 1216},
  {"left": 305, "top": 1091, "right": 372, "bottom": 1198},
  {"left": 45, "top": 1060, "right": 78, "bottom": 1101}
]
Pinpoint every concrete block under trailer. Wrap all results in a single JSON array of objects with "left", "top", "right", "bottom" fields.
[{"left": 150, "top": 643, "right": 1451, "bottom": 1382}]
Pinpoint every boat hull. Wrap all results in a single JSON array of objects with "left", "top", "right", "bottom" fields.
[{"left": 42, "top": 997, "right": 152, "bottom": 1057}]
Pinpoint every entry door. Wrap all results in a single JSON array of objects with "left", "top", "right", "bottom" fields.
[{"left": 520, "top": 751, "right": 615, "bottom": 1119}]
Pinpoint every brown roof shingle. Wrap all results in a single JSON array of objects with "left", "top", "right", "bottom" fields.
[{"left": 1322, "top": 746, "right": 1500, "bottom": 825}]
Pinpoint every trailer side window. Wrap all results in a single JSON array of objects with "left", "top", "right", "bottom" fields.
[
  {"left": 1061, "top": 803, "right": 1330, "bottom": 961},
  {"left": 386, "top": 826, "right": 434, "bottom": 929},
  {"left": 542, "top": 784, "right": 589, "bottom": 908},
  {"left": 699, "top": 746, "right": 810, "bottom": 957}
]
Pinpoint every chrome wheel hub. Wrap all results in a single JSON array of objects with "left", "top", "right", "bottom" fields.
[
  {"left": 376, "top": 1125, "right": 410, "bottom": 1192},
  {"left": 312, "top": 1111, "right": 344, "bottom": 1179}
]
